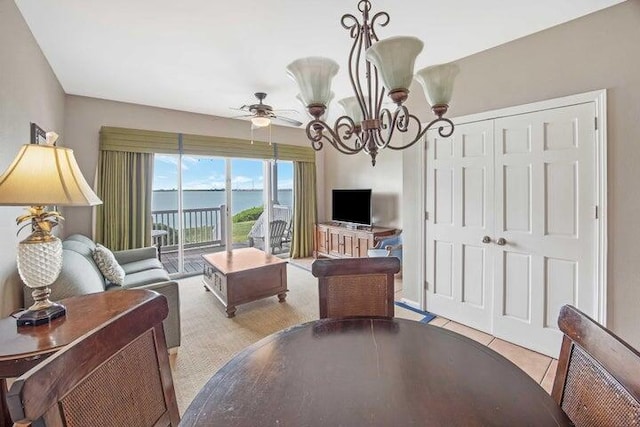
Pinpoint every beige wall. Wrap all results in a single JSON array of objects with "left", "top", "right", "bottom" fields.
[
  {"left": 0, "top": 0, "right": 66, "bottom": 315},
  {"left": 62, "top": 96, "right": 316, "bottom": 236},
  {"left": 403, "top": 0, "right": 640, "bottom": 348},
  {"left": 321, "top": 137, "right": 404, "bottom": 228}
]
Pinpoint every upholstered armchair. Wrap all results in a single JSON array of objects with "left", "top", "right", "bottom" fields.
[{"left": 367, "top": 232, "right": 403, "bottom": 264}]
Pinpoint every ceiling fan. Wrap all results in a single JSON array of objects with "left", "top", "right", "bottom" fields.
[{"left": 232, "top": 92, "right": 303, "bottom": 128}]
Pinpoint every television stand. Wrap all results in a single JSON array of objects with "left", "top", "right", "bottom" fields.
[
  {"left": 315, "top": 223, "right": 396, "bottom": 258},
  {"left": 343, "top": 223, "right": 365, "bottom": 231}
]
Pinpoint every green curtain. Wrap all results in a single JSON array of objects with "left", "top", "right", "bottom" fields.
[
  {"left": 95, "top": 151, "right": 154, "bottom": 250},
  {"left": 100, "top": 126, "right": 179, "bottom": 154},
  {"left": 97, "top": 125, "right": 317, "bottom": 253},
  {"left": 290, "top": 161, "right": 317, "bottom": 258},
  {"left": 276, "top": 143, "right": 316, "bottom": 163},
  {"left": 100, "top": 125, "right": 316, "bottom": 163}
]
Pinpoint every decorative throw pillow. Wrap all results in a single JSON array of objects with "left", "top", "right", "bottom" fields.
[{"left": 92, "top": 243, "right": 126, "bottom": 286}]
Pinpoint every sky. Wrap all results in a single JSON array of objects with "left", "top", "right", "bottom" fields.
[{"left": 153, "top": 155, "right": 293, "bottom": 190}]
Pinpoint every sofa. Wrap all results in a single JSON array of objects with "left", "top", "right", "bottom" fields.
[{"left": 23, "top": 233, "right": 181, "bottom": 349}]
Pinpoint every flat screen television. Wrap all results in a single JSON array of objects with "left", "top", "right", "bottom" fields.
[{"left": 332, "top": 189, "right": 372, "bottom": 226}]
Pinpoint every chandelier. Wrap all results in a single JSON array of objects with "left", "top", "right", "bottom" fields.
[{"left": 286, "top": 0, "right": 459, "bottom": 166}]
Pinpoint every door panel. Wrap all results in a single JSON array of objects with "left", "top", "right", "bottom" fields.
[
  {"left": 502, "top": 251, "right": 531, "bottom": 321},
  {"left": 329, "top": 229, "right": 342, "bottom": 257},
  {"left": 343, "top": 232, "right": 355, "bottom": 257},
  {"left": 426, "top": 120, "right": 495, "bottom": 332},
  {"left": 493, "top": 103, "right": 596, "bottom": 356},
  {"left": 426, "top": 102, "right": 597, "bottom": 358},
  {"left": 462, "top": 244, "right": 485, "bottom": 307},
  {"left": 353, "top": 234, "right": 370, "bottom": 258}
]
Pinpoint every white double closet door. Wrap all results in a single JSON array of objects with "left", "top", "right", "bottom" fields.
[{"left": 425, "top": 100, "right": 600, "bottom": 357}]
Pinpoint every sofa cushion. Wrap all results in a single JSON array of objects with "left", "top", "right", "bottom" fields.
[
  {"left": 65, "top": 234, "right": 97, "bottom": 251},
  {"left": 63, "top": 240, "right": 96, "bottom": 260},
  {"left": 121, "top": 258, "right": 164, "bottom": 274},
  {"left": 93, "top": 244, "right": 126, "bottom": 286},
  {"left": 120, "top": 268, "right": 170, "bottom": 288},
  {"left": 23, "top": 248, "right": 107, "bottom": 307},
  {"left": 114, "top": 247, "right": 158, "bottom": 265}
]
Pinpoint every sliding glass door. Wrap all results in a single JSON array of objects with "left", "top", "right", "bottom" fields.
[
  {"left": 231, "top": 158, "right": 265, "bottom": 252},
  {"left": 151, "top": 154, "right": 182, "bottom": 274},
  {"left": 152, "top": 155, "right": 292, "bottom": 277},
  {"left": 181, "top": 155, "right": 228, "bottom": 273}
]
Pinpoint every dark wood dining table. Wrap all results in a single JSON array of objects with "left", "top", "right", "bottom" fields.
[{"left": 180, "top": 317, "right": 571, "bottom": 426}]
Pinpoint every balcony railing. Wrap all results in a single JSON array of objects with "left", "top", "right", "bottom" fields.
[{"left": 151, "top": 205, "right": 226, "bottom": 251}]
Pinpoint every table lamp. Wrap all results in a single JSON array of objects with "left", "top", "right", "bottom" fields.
[{"left": 0, "top": 131, "right": 102, "bottom": 326}]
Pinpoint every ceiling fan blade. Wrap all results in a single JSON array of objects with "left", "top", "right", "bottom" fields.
[
  {"left": 271, "top": 109, "right": 300, "bottom": 114},
  {"left": 272, "top": 116, "right": 303, "bottom": 127},
  {"left": 230, "top": 106, "right": 250, "bottom": 111}
]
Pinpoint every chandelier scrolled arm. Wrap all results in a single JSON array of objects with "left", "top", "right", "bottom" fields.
[
  {"left": 383, "top": 111, "right": 455, "bottom": 151},
  {"left": 287, "top": 0, "right": 460, "bottom": 166},
  {"left": 369, "top": 11, "right": 390, "bottom": 41},
  {"left": 341, "top": 14, "right": 361, "bottom": 38},
  {"left": 305, "top": 116, "right": 367, "bottom": 156}
]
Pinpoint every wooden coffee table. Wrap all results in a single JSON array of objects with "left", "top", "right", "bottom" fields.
[{"left": 202, "top": 248, "right": 288, "bottom": 318}]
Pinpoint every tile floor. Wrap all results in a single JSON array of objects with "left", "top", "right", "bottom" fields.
[
  {"left": 391, "top": 273, "right": 557, "bottom": 394},
  {"left": 431, "top": 316, "right": 558, "bottom": 393}
]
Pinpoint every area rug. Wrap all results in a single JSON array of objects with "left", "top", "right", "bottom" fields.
[
  {"left": 395, "top": 301, "right": 437, "bottom": 324},
  {"left": 170, "top": 262, "right": 429, "bottom": 414}
]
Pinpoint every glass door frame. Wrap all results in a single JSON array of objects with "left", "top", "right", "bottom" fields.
[{"left": 163, "top": 155, "right": 278, "bottom": 277}]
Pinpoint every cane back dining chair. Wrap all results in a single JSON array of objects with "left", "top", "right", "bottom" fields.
[
  {"left": 311, "top": 257, "right": 400, "bottom": 319},
  {"left": 7, "top": 290, "right": 180, "bottom": 427},
  {"left": 552, "top": 304, "right": 640, "bottom": 426}
]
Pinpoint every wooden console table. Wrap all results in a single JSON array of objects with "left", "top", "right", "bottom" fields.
[
  {"left": 0, "top": 290, "right": 158, "bottom": 427},
  {"left": 315, "top": 223, "right": 396, "bottom": 258},
  {"left": 202, "top": 248, "right": 288, "bottom": 318}
]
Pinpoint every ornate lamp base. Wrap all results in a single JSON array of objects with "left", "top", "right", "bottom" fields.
[
  {"left": 17, "top": 302, "right": 66, "bottom": 326},
  {"left": 16, "top": 228, "right": 65, "bottom": 327}
]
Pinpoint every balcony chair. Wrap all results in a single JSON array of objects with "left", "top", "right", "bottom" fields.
[
  {"left": 552, "top": 304, "right": 640, "bottom": 426},
  {"left": 7, "top": 290, "right": 180, "bottom": 427},
  {"left": 250, "top": 219, "right": 288, "bottom": 254},
  {"left": 311, "top": 257, "right": 401, "bottom": 319},
  {"left": 247, "top": 205, "right": 291, "bottom": 251}
]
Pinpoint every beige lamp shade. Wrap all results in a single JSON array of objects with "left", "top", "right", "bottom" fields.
[{"left": 0, "top": 144, "right": 102, "bottom": 207}]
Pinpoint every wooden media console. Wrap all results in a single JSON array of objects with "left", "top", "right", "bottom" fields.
[{"left": 315, "top": 223, "right": 396, "bottom": 258}]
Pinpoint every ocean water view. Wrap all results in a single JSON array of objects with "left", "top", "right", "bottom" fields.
[{"left": 152, "top": 189, "right": 293, "bottom": 215}]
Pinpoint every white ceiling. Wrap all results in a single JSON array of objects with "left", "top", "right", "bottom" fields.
[{"left": 16, "top": 0, "right": 625, "bottom": 126}]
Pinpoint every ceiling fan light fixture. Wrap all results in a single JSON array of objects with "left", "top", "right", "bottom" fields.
[{"left": 251, "top": 116, "right": 271, "bottom": 128}]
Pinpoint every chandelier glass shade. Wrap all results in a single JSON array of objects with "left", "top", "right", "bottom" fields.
[
  {"left": 287, "top": 57, "right": 340, "bottom": 107},
  {"left": 286, "top": 0, "right": 460, "bottom": 166}
]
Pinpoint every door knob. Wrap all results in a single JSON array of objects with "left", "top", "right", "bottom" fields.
[
  {"left": 496, "top": 237, "right": 507, "bottom": 246},
  {"left": 482, "top": 236, "right": 491, "bottom": 244}
]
